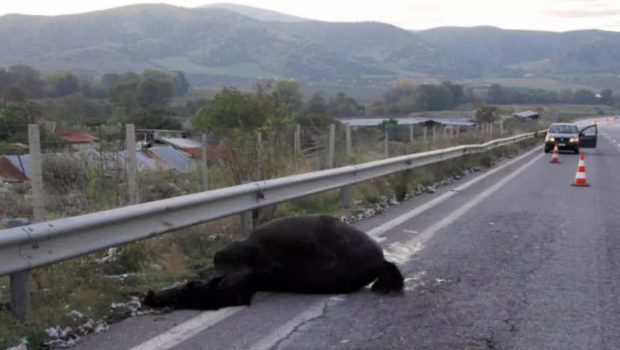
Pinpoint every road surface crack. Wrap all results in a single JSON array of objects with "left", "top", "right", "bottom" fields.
[{"left": 267, "top": 301, "right": 328, "bottom": 350}]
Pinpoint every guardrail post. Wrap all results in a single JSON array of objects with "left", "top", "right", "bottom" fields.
[
  {"left": 409, "top": 125, "right": 414, "bottom": 145},
  {"left": 345, "top": 124, "right": 352, "bottom": 156},
  {"left": 423, "top": 126, "right": 428, "bottom": 142},
  {"left": 432, "top": 126, "right": 437, "bottom": 143},
  {"left": 341, "top": 185, "right": 351, "bottom": 209},
  {"left": 240, "top": 210, "right": 253, "bottom": 235},
  {"left": 125, "top": 124, "right": 138, "bottom": 204},
  {"left": 500, "top": 120, "right": 504, "bottom": 135},
  {"left": 10, "top": 271, "right": 30, "bottom": 321},
  {"left": 328, "top": 124, "right": 335, "bottom": 168},
  {"left": 201, "top": 133, "right": 209, "bottom": 191}
]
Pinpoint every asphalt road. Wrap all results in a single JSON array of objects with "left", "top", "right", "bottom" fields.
[{"left": 73, "top": 120, "right": 620, "bottom": 350}]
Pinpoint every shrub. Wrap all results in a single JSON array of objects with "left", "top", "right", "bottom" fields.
[{"left": 42, "top": 155, "right": 89, "bottom": 194}]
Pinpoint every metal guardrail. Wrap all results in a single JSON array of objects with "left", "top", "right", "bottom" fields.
[{"left": 0, "top": 132, "right": 538, "bottom": 277}]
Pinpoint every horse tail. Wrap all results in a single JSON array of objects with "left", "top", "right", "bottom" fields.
[{"left": 371, "top": 261, "right": 404, "bottom": 294}]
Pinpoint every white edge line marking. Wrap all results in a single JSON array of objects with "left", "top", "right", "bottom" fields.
[
  {"left": 129, "top": 306, "right": 245, "bottom": 350},
  {"left": 128, "top": 145, "right": 541, "bottom": 350},
  {"left": 367, "top": 146, "right": 540, "bottom": 239},
  {"left": 246, "top": 300, "right": 325, "bottom": 350},
  {"left": 385, "top": 152, "right": 544, "bottom": 265}
]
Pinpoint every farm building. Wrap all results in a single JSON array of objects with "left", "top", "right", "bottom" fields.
[
  {"left": 58, "top": 132, "right": 100, "bottom": 151},
  {"left": 512, "top": 111, "right": 540, "bottom": 121}
]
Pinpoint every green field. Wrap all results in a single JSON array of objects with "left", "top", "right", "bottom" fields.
[
  {"left": 459, "top": 77, "right": 593, "bottom": 91},
  {"left": 151, "top": 57, "right": 280, "bottom": 79}
]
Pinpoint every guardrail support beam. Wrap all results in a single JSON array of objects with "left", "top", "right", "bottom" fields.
[
  {"left": 241, "top": 210, "right": 253, "bottom": 235},
  {"left": 10, "top": 271, "right": 30, "bottom": 321},
  {"left": 341, "top": 185, "right": 352, "bottom": 209}
]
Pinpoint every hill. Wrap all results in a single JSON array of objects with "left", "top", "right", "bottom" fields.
[
  {"left": 1, "top": 4, "right": 620, "bottom": 90},
  {"left": 201, "top": 3, "right": 310, "bottom": 22},
  {"left": 0, "top": 4, "right": 481, "bottom": 85},
  {"left": 417, "top": 26, "right": 620, "bottom": 75}
]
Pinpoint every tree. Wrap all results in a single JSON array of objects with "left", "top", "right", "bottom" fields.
[
  {"left": 172, "top": 71, "right": 190, "bottom": 96},
  {"left": 600, "top": 89, "right": 614, "bottom": 105},
  {"left": 327, "top": 92, "right": 364, "bottom": 117},
  {"left": 129, "top": 108, "right": 182, "bottom": 130},
  {"left": 4, "top": 85, "right": 27, "bottom": 104},
  {"left": 305, "top": 93, "right": 328, "bottom": 114},
  {"left": 271, "top": 80, "right": 303, "bottom": 116},
  {"left": 142, "top": 69, "right": 190, "bottom": 97},
  {"left": 415, "top": 84, "right": 453, "bottom": 111},
  {"left": 101, "top": 73, "right": 123, "bottom": 92},
  {"left": 0, "top": 105, "right": 35, "bottom": 142},
  {"left": 8, "top": 65, "right": 43, "bottom": 97},
  {"left": 0, "top": 68, "right": 15, "bottom": 92},
  {"left": 46, "top": 71, "right": 80, "bottom": 97},
  {"left": 193, "top": 87, "right": 265, "bottom": 131},
  {"left": 442, "top": 81, "right": 464, "bottom": 106},
  {"left": 379, "top": 80, "right": 465, "bottom": 114},
  {"left": 137, "top": 78, "right": 173, "bottom": 107},
  {"left": 487, "top": 84, "right": 505, "bottom": 104},
  {"left": 559, "top": 89, "right": 574, "bottom": 104},
  {"left": 475, "top": 105, "right": 498, "bottom": 123},
  {"left": 572, "top": 89, "right": 597, "bottom": 104},
  {"left": 110, "top": 82, "right": 139, "bottom": 113}
]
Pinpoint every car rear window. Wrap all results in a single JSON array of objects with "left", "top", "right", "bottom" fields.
[{"left": 549, "top": 125, "right": 578, "bottom": 134}]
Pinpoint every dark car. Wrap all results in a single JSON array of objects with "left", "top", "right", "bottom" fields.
[{"left": 544, "top": 122, "right": 597, "bottom": 153}]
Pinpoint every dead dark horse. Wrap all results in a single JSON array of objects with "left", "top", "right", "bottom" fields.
[{"left": 144, "top": 215, "right": 404, "bottom": 310}]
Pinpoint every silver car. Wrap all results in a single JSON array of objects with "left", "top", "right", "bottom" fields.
[{"left": 544, "top": 122, "right": 597, "bottom": 154}]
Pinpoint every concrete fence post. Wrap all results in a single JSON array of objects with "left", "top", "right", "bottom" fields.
[
  {"left": 345, "top": 124, "right": 352, "bottom": 156},
  {"left": 201, "top": 133, "right": 209, "bottom": 191},
  {"left": 256, "top": 131, "right": 263, "bottom": 180},
  {"left": 328, "top": 124, "right": 335, "bottom": 168},
  {"left": 384, "top": 129, "right": 389, "bottom": 158},
  {"left": 28, "top": 124, "right": 44, "bottom": 222},
  {"left": 125, "top": 124, "right": 138, "bottom": 204},
  {"left": 10, "top": 124, "right": 46, "bottom": 320},
  {"left": 294, "top": 124, "right": 301, "bottom": 154}
]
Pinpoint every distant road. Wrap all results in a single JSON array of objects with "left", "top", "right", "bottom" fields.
[{"left": 73, "top": 121, "right": 620, "bottom": 350}]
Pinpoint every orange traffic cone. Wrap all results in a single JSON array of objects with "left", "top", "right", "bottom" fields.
[
  {"left": 572, "top": 153, "right": 589, "bottom": 187},
  {"left": 549, "top": 143, "right": 560, "bottom": 164}
]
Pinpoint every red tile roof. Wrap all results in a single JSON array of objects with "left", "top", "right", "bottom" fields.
[
  {"left": 182, "top": 145, "right": 228, "bottom": 162},
  {"left": 59, "top": 132, "right": 99, "bottom": 143},
  {"left": 0, "top": 156, "right": 27, "bottom": 182}
]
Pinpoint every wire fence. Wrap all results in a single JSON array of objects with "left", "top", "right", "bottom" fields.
[{"left": 0, "top": 118, "right": 543, "bottom": 225}]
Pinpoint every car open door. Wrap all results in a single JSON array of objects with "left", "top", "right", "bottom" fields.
[{"left": 579, "top": 125, "right": 597, "bottom": 148}]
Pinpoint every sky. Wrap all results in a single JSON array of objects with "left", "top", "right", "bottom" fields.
[{"left": 1, "top": 0, "right": 620, "bottom": 32}]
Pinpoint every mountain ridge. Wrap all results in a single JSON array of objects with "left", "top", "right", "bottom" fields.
[{"left": 0, "top": 3, "right": 619, "bottom": 88}]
